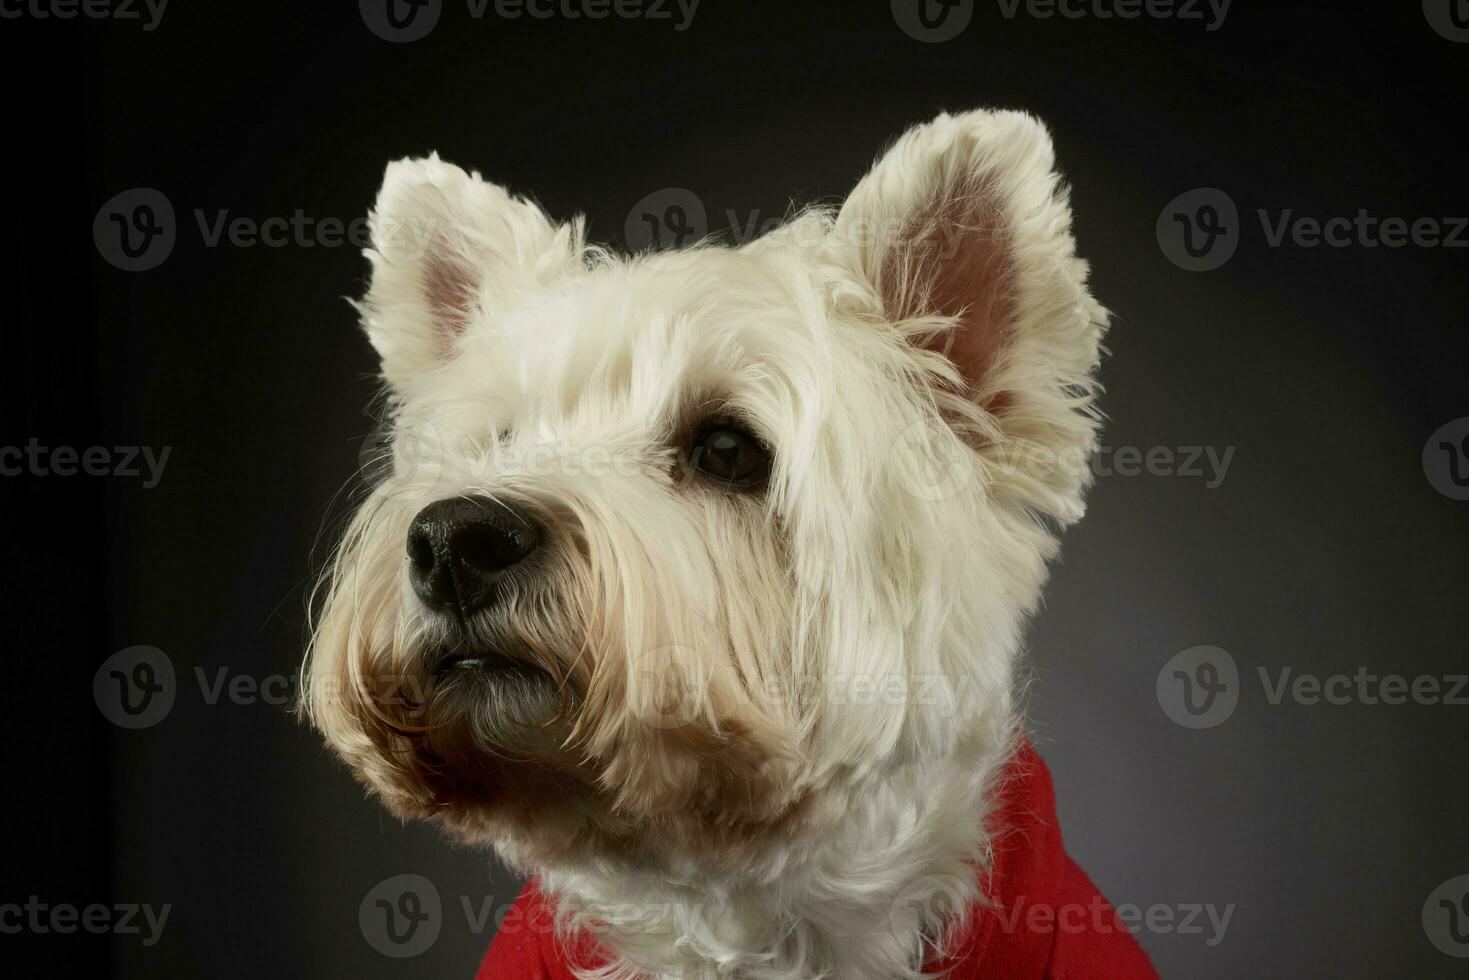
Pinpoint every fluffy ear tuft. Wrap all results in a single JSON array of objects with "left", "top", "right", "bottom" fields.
[
  {"left": 835, "top": 109, "right": 1108, "bottom": 523},
  {"left": 356, "top": 154, "right": 585, "bottom": 389}
]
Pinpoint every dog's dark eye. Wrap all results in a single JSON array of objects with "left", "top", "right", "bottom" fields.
[{"left": 689, "top": 424, "right": 770, "bottom": 490}]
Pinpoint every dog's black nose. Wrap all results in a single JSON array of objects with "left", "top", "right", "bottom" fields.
[{"left": 406, "top": 496, "right": 541, "bottom": 615}]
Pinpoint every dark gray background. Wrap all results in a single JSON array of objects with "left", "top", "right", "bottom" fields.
[{"left": 3, "top": 1, "right": 1466, "bottom": 977}]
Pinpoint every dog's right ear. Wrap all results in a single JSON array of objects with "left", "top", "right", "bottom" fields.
[
  {"left": 357, "top": 155, "right": 584, "bottom": 390},
  {"left": 833, "top": 109, "right": 1107, "bottom": 526}
]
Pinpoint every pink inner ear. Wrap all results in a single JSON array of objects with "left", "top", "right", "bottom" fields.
[
  {"left": 887, "top": 177, "right": 1016, "bottom": 414},
  {"left": 423, "top": 246, "right": 478, "bottom": 354}
]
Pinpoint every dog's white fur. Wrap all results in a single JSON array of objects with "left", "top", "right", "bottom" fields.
[{"left": 304, "top": 109, "right": 1106, "bottom": 979}]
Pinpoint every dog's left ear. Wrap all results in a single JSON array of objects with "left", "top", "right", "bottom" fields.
[
  {"left": 835, "top": 109, "right": 1107, "bottom": 523},
  {"left": 356, "top": 154, "right": 584, "bottom": 390}
]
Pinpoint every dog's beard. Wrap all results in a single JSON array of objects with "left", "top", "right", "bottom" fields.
[
  {"left": 304, "top": 480, "right": 809, "bottom": 853},
  {"left": 378, "top": 637, "right": 579, "bottom": 802},
  {"left": 337, "top": 493, "right": 604, "bottom": 802}
]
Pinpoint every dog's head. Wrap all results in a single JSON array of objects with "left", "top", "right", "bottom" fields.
[{"left": 303, "top": 110, "right": 1105, "bottom": 866}]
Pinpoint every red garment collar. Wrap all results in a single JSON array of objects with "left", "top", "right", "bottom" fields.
[{"left": 477, "top": 738, "right": 1158, "bottom": 979}]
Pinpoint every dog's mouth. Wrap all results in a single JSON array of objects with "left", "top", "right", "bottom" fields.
[
  {"left": 419, "top": 643, "right": 578, "bottom": 736},
  {"left": 431, "top": 649, "right": 536, "bottom": 681},
  {"left": 388, "top": 643, "right": 583, "bottom": 811}
]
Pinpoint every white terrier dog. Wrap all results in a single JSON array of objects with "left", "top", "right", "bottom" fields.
[{"left": 303, "top": 109, "right": 1155, "bottom": 979}]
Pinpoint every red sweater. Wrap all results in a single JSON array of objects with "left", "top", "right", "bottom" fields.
[{"left": 477, "top": 739, "right": 1159, "bottom": 979}]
